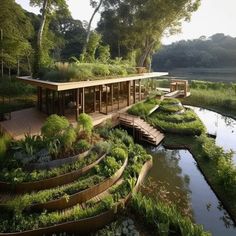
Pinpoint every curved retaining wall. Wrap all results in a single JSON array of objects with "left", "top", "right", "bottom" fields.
[
  {"left": 0, "top": 154, "right": 106, "bottom": 193},
  {"left": 30, "top": 158, "right": 128, "bottom": 212},
  {"left": 0, "top": 159, "right": 153, "bottom": 236},
  {"left": 25, "top": 150, "right": 90, "bottom": 171}
]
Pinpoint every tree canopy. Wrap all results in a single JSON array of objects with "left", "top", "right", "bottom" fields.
[
  {"left": 97, "top": 0, "right": 200, "bottom": 67},
  {"left": 152, "top": 34, "right": 236, "bottom": 70}
]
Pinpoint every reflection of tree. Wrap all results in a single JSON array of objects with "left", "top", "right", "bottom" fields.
[
  {"left": 222, "top": 115, "right": 236, "bottom": 129},
  {"left": 143, "top": 146, "right": 193, "bottom": 218},
  {"left": 217, "top": 202, "right": 236, "bottom": 229}
]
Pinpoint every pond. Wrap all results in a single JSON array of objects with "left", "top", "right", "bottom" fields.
[
  {"left": 144, "top": 146, "right": 236, "bottom": 236},
  {"left": 186, "top": 106, "right": 236, "bottom": 164}
]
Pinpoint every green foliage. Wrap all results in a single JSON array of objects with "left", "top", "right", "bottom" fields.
[
  {"left": 41, "top": 115, "right": 70, "bottom": 139},
  {"left": 0, "top": 133, "right": 11, "bottom": 160},
  {"left": 0, "top": 150, "right": 100, "bottom": 183},
  {"left": 77, "top": 113, "right": 93, "bottom": 135},
  {"left": 0, "top": 0, "right": 33, "bottom": 73},
  {"left": 152, "top": 34, "right": 236, "bottom": 69},
  {"left": 97, "top": 45, "right": 111, "bottom": 63},
  {"left": 98, "top": 0, "right": 200, "bottom": 66},
  {"left": 74, "top": 139, "right": 91, "bottom": 153},
  {"left": 61, "top": 126, "right": 77, "bottom": 152},
  {"left": 128, "top": 98, "right": 160, "bottom": 118},
  {"left": 183, "top": 81, "right": 236, "bottom": 117},
  {"left": 91, "top": 63, "right": 110, "bottom": 76},
  {"left": 131, "top": 193, "right": 210, "bottom": 236},
  {"left": 110, "top": 147, "right": 128, "bottom": 162}
]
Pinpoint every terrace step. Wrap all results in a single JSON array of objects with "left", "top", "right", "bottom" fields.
[{"left": 119, "top": 113, "right": 164, "bottom": 146}]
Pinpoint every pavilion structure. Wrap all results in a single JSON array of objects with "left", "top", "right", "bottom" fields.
[{"left": 18, "top": 72, "right": 168, "bottom": 121}]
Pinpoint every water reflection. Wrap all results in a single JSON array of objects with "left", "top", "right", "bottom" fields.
[
  {"left": 144, "top": 146, "right": 236, "bottom": 236},
  {"left": 186, "top": 106, "right": 236, "bottom": 164}
]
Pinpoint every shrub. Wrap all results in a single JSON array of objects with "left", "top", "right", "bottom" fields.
[
  {"left": 91, "top": 64, "right": 110, "bottom": 76},
  {"left": 108, "top": 65, "right": 127, "bottom": 76},
  {"left": 61, "top": 126, "right": 77, "bottom": 152},
  {"left": 41, "top": 115, "right": 70, "bottom": 139},
  {"left": 74, "top": 139, "right": 91, "bottom": 153},
  {"left": 92, "top": 141, "right": 110, "bottom": 155},
  {"left": 77, "top": 113, "right": 93, "bottom": 135},
  {"left": 0, "top": 134, "right": 11, "bottom": 160},
  {"left": 110, "top": 147, "right": 128, "bottom": 162}
]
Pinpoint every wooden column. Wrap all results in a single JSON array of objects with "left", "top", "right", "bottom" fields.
[
  {"left": 133, "top": 80, "right": 136, "bottom": 104},
  {"left": 118, "top": 83, "right": 120, "bottom": 110},
  {"left": 93, "top": 86, "right": 96, "bottom": 112},
  {"left": 76, "top": 88, "right": 80, "bottom": 120},
  {"left": 111, "top": 84, "right": 114, "bottom": 111},
  {"left": 82, "top": 88, "right": 85, "bottom": 113},
  {"left": 106, "top": 85, "right": 108, "bottom": 114},
  {"left": 127, "top": 81, "right": 131, "bottom": 106},
  {"left": 99, "top": 85, "right": 102, "bottom": 112},
  {"left": 139, "top": 79, "right": 142, "bottom": 101}
]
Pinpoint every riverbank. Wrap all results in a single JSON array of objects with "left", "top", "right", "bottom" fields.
[
  {"left": 181, "top": 88, "right": 236, "bottom": 119},
  {"left": 163, "top": 134, "right": 236, "bottom": 224}
]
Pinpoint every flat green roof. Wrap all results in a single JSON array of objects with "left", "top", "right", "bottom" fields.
[{"left": 18, "top": 72, "right": 168, "bottom": 91}]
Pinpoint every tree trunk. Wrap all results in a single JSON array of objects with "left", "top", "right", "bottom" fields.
[
  {"left": 138, "top": 41, "right": 155, "bottom": 67},
  {"left": 35, "top": 0, "right": 48, "bottom": 74},
  {"left": 82, "top": 0, "right": 103, "bottom": 55}
]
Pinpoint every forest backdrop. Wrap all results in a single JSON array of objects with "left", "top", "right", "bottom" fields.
[{"left": 0, "top": 0, "right": 200, "bottom": 76}]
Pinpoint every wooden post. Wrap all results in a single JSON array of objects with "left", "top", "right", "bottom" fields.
[
  {"left": 139, "top": 79, "right": 142, "bottom": 101},
  {"left": 133, "top": 80, "right": 136, "bottom": 104},
  {"left": 127, "top": 81, "right": 131, "bottom": 106},
  {"left": 99, "top": 85, "right": 102, "bottom": 112},
  {"left": 52, "top": 90, "right": 55, "bottom": 114},
  {"left": 93, "top": 86, "right": 96, "bottom": 112},
  {"left": 106, "top": 85, "right": 108, "bottom": 114},
  {"left": 82, "top": 87, "right": 85, "bottom": 113},
  {"left": 184, "top": 81, "right": 187, "bottom": 97},
  {"left": 118, "top": 83, "right": 120, "bottom": 110},
  {"left": 111, "top": 84, "right": 114, "bottom": 111},
  {"left": 76, "top": 88, "right": 80, "bottom": 120}
]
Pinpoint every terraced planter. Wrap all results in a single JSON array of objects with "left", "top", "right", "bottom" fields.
[
  {"left": 0, "top": 154, "right": 106, "bottom": 193},
  {"left": 0, "top": 159, "right": 153, "bottom": 236},
  {"left": 25, "top": 150, "right": 90, "bottom": 171},
  {"left": 29, "top": 158, "right": 128, "bottom": 212}
]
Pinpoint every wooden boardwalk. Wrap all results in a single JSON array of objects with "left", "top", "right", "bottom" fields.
[{"left": 119, "top": 113, "right": 164, "bottom": 146}]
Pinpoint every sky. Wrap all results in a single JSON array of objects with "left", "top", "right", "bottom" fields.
[{"left": 16, "top": 0, "right": 236, "bottom": 45}]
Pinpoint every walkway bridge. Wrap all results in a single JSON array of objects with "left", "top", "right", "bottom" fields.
[{"left": 119, "top": 113, "right": 164, "bottom": 146}]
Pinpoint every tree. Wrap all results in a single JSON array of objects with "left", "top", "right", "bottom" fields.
[
  {"left": 82, "top": 0, "right": 104, "bottom": 55},
  {"left": 30, "top": 0, "right": 68, "bottom": 74},
  {"left": 0, "top": 0, "right": 33, "bottom": 77},
  {"left": 98, "top": 0, "right": 200, "bottom": 67}
]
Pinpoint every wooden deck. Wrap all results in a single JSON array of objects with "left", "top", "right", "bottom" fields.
[
  {"left": 0, "top": 108, "right": 47, "bottom": 140},
  {"left": 119, "top": 113, "right": 164, "bottom": 146},
  {"left": 0, "top": 109, "right": 115, "bottom": 140}
]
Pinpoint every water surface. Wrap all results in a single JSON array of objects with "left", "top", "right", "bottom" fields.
[
  {"left": 144, "top": 146, "right": 236, "bottom": 236},
  {"left": 187, "top": 106, "right": 236, "bottom": 163}
]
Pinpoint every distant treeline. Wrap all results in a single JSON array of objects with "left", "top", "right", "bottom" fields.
[{"left": 152, "top": 34, "right": 236, "bottom": 70}]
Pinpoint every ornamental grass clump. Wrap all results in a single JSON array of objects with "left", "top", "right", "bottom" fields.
[{"left": 130, "top": 193, "right": 211, "bottom": 236}]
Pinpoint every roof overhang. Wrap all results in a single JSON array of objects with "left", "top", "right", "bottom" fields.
[{"left": 18, "top": 72, "right": 168, "bottom": 91}]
